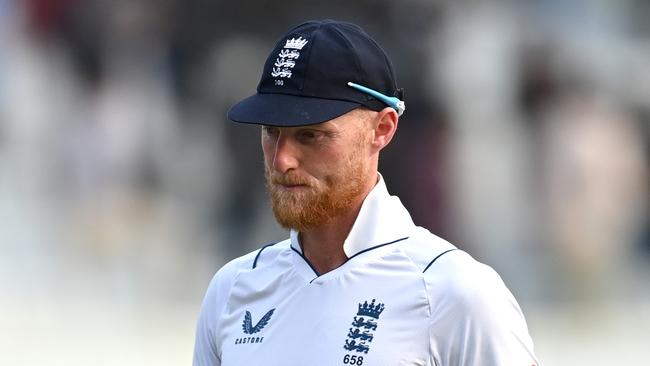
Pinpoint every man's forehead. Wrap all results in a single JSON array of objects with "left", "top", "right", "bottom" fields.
[{"left": 330, "top": 107, "right": 374, "bottom": 126}]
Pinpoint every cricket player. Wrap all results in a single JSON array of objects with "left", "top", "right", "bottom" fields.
[{"left": 193, "top": 19, "right": 539, "bottom": 366}]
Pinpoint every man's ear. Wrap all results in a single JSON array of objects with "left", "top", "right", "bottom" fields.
[{"left": 370, "top": 107, "right": 399, "bottom": 153}]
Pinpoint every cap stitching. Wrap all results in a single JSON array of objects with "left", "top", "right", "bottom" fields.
[
  {"left": 329, "top": 26, "right": 370, "bottom": 102},
  {"left": 365, "top": 36, "right": 398, "bottom": 96},
  {"left": 298, "top": 24, "right": 321, "bottom": 93}
]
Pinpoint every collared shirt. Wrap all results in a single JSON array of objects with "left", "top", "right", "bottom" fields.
[{"left": 193, "top": 177, "right": 539, "bottom": 366}]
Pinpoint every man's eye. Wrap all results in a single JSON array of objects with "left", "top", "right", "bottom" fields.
[{"left": 300, "top": 130, "right": 317, "bottom": 139}]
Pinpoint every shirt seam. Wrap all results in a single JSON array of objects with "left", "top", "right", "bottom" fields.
[
  {"left": 290, "top": 245, "right": 320, "bottom": 276},
  {"left": 290, "top": 236, "right": 410, "bottom": 282},
  {"left": 253, "top": 242, "right": 279, "bottom": 269},
  {"left": 217, "top": 260, "right": 251, "bottom": 358},
  {"left": 423, "top": 249, "right": 458, "bottom": 273}
]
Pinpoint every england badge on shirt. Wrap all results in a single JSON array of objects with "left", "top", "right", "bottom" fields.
[{"left": 342, "top": 299, "right": 385, "bottom": 363}]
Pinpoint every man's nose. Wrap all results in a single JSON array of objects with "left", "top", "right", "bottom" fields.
[{"left": 272, "top": 135, "right": 299, "bottom": 173}]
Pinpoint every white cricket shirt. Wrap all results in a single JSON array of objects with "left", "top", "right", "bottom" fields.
[{"left": 193, "top": 177, "right": 539, "bottom": 366}]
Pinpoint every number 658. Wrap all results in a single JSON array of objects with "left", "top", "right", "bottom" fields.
[{"left": 343, "top": 354, "right": 363, "bottom": 365}]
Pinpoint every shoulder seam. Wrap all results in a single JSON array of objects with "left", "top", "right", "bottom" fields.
[
  {"left": 422, "top": 248, "right": 458, "bottom": 273},
  {"left": 252, "top": 242, "right": 278, "bottom": 269}
]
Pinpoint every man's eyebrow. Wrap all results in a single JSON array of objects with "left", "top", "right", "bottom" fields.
[
  {"left": 318, "top": 129, "right": 341, "bottom": 137},
  {"left": 297, "top": 126, "right": 339, "bottom": 135}
]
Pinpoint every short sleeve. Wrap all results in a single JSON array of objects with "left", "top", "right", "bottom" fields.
[
  {"left": 192, "top": 255, "right": 251, "bottom": 366},
  {"left": 193, "top": 280, "right": 221, "bottom": 366},
  {"left": 426, "top": 251, "right": 540, "bottom": 366}
]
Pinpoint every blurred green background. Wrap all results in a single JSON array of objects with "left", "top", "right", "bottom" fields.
[{"left": 1, "top": 0, "right": 649, "bottom": 364}]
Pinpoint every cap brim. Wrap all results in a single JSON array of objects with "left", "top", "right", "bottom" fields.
[{"left": 227, "top": 93, "right": 361, "bottom": 127}]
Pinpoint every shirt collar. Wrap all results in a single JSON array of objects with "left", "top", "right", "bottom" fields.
[{"left": 290, "top": 173, "right": 415, "bottom": 257}]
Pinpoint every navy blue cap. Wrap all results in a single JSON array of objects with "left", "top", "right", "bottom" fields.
[{"left": 227, "top": 19, "right": 404, "bottom": 126}]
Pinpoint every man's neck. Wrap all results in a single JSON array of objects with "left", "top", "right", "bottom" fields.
[
  {"left": 298, "top": 174, "right": 379, "bottom": 275},
  {"left": 298, "top": 202, "right": 362, "bottom": 274}
]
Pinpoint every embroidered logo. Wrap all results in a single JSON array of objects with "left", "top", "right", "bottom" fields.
[
  {"left": 242, "top": 308, "right": 275, "bottom": 334},
  {"left": 343, "top": 299, "right": 385, "bottom": 354},
  {"left": 235, "top": 308, "right": 275, "bottom": 345},
  {"left": 271, "top": 36, "right": 308, "bottom": 81},
  {"left": 284, "top": 37, "right": 309, "bottom": 50}
]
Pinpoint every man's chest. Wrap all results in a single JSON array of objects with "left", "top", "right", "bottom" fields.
[{"left": 217, "top": 266, "right": 431, "bottom": 366}]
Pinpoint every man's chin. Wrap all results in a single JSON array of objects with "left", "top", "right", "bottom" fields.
[
  {"left": 272, "top": 209, "right": 325, "bottom": 232},
  {"left": 270, "top": 194, "right": 335, "bottom": 232}
]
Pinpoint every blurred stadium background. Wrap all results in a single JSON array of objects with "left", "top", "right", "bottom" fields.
[{"left": 1, "top": 0, "right": 649, "bottom": 364}]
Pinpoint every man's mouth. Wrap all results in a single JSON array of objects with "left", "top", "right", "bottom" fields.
[{"left": 276, "top": 183, "right": 309, "bottom": 191}]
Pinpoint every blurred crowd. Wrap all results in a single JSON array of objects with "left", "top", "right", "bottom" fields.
[{"left": 1, "top": 0, "right": 649, "bottom": 365}]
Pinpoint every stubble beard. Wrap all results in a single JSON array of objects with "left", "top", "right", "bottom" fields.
[{"left": 264, "top": 141, "right": 370, "bottom": 232}]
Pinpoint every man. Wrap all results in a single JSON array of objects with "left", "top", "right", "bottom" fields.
[{"left": 193, "top": 20, "right": 539, "bottom": 366}]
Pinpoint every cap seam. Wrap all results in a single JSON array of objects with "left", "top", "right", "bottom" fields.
[
  {"left": 329, "top": 26, "right": 372, "bottom": 102},
  {"left": 365, "top": 36, "right": 398, "bottom": 96},
  {"left": 298, "top": 24, "right": 321, "bottom": 93}
]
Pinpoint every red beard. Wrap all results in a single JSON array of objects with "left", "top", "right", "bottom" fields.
[{"left": 265, "top": 146, "right": 368, "bottom": 232}]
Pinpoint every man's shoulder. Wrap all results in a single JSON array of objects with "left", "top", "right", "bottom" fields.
[
  {"left": 408, "top": 235, "right": 538, "bottom": 365},
  {"left": 211, "top": 238, "right": 291, "bottom": 283},
  {"left": 400, "top": 227, "right": 509, "bottom": 299},
  {"left": 404, "top": 231, "right": 519, "bottom": 321},
  {"left": 397, "top": 226, "right": 459, "bottom": 273},
  {"left": 246, "top": 238, "right": 292, "bottom": 270},
  {"left": 198, "top": 239, "right": 291, "bottom": 323}
]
